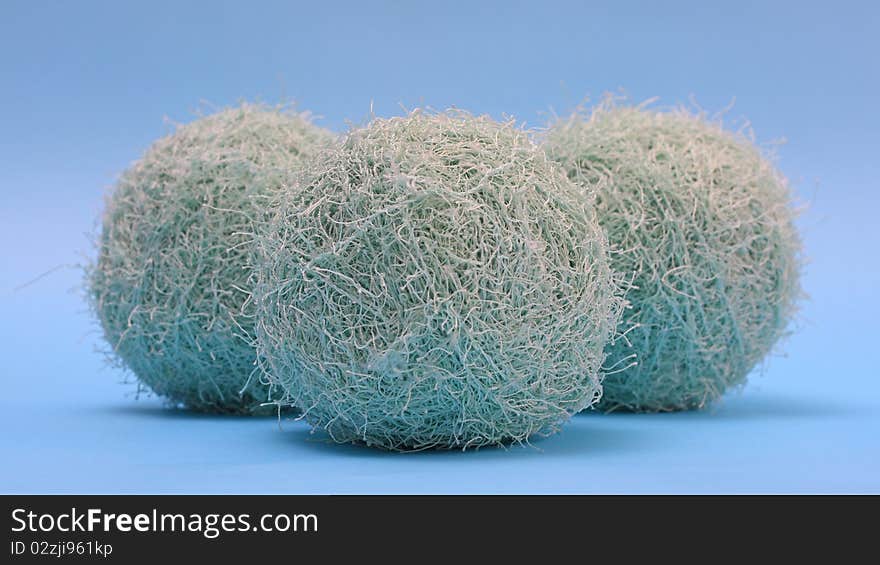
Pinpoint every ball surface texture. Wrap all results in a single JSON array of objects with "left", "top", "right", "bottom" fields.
[
  {"left": 545, "top": 102, "right": 801, "bottom": 412},
  {"left": 255, "top": 110, "right": 623, "bottom": 449},
  {"left": 90, "top": 104, "right": 334, "bottom": 413}
]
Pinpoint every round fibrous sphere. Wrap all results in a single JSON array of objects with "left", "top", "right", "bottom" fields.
[
  {"left": 254, "top": 110, "right": 624, "bottom": 450},
  {"left": 89, "top": 104, "right": 334, "bottom": 414},
  {"left": 545, "top": 101, "right": 802, "bottom": 412}
]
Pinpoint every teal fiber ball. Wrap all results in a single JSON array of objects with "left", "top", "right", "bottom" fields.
[
  {"left": 89, "top": 104, "right": 334, "bottom": 414},
  {"left": 545, "top": 102, "right": 802, "bottom": 412},
  {"left": 254, "top": 110, "right": 624, "bottom": 449}
]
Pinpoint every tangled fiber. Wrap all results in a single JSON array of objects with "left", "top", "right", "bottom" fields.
[
  {"left": 89, "top": 103, "right": 334, "bottom": 414},
  {"left": 545, "top": 100, "right": 802, "bottom": 412},
  {"left": 254, "top": 109, "right": 624, "bottom": 450}
]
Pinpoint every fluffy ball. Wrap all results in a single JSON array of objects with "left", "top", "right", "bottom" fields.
[
  {"left": 254, "top": 110, "right": 624, "bottom": 450},
  {"left": 545, "top": 101, "right": 802, "bottom": 412},
  {"left": 89, "top": 104, "right": 334, "bottom": 414}
]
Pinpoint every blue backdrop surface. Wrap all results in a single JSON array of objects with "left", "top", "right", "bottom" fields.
[{"left": 1, "top": 0, "right": 877, "bottom": 493}]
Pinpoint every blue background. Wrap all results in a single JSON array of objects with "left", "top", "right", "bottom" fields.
[{"left": 1, "top": 0, "right": 877, "bottom": 493}]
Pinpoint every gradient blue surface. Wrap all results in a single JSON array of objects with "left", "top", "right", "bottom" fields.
[{"left": 1, "top": 0, "right": 877, "bottom": 493}]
